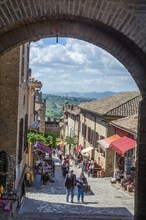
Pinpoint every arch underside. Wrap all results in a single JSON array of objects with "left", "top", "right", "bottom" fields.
[{"left": 0, "top": 18, "right": 146, "bottom": 96}]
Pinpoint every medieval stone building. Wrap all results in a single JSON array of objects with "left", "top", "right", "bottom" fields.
[{"left": 0, "top": 43, "right": 30, "bottom": 208}]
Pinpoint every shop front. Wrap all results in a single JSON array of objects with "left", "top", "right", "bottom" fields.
[
  {"left": 110, "top": 136, "right": 137, "bottom": 178},
  {"left": 81, "top": 146, "right": 94, "bottom": 158},
  {"left": 97, "top": 134, "right": 121, "bottom": 176}
]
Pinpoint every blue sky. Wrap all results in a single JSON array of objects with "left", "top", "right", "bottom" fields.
[{"left": 29, "top": 37, "right": 138, "bottom": 94}]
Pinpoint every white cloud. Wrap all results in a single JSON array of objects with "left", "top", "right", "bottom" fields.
[
  {"left": 29, "top": 38, "right": 138, "bottom": 93},
  {"left": 60, "top": 73, "right": 72, "bottom": 79}
]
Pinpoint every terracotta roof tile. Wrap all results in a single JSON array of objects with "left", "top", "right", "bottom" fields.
[
  {"left": 79, "top": 91, "right": 141, "bottom": 117},
  {"left": 110, "top": 114, "right": 138, "bottom": 134},
  {"left": 67, "top": 107, "right": 80, "bottom": 116}
]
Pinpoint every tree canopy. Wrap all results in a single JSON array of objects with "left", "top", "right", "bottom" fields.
[{"left": 27, "top": 131, "right": 60, "bottom": 148}]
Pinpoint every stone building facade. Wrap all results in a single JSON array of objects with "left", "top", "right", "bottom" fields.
[
  {"left": 71, "top": 92, "right": 140, "bottom": 176},
  {"left": 45, "top": 121, "right": 60, "bottom": 137},
  {"left": 110, "top": 115, "right": 138, "bottom": 172},
  {"left": 35, "top": 90, "right": 46, "bottom": 133},
  {"left": 0, "top": 43, "right": 30, "bottom": 208},
  {"left": 27, "top": 76, "right": 42, "bottom": 130},
  {"left": 26, "top": 77, "right": 43, "bottom": 169},
  {"left": 60, "top": 101, "right": 80, "bottom": 155}
]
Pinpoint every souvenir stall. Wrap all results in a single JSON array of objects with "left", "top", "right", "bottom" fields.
[
  {"left": 110, "top": 136, "right": 137, "bottom": 178},
  {"left": 97, "top": 134, "right": 121, "bottom": 177},
  {"left": 33, "top": 142, "right": 54, "bottom": 184}
]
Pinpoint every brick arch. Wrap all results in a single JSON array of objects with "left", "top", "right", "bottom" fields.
[
  {"left": 0, "top": 0, "right": 145, "bottom": 95},
  {"left": 0, "top": 0, "right": 145, "bottom": 52},
  {"left": 0, "top": 18, "right": 146, "bottom": 97}
]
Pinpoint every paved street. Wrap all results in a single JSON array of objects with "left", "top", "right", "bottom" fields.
[{"left": 15, "top": 157, "right": 134, "bottom": 220}]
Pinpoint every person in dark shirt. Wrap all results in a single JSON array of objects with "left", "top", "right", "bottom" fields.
[{"left": 64, "top": 170, "right": 76, "bottom": 203}]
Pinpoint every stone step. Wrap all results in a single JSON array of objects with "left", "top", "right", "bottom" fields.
[{"left": 12, "top": 213, "right": 133, "bottom": 220}]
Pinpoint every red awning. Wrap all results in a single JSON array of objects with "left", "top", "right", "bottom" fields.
[
  {"left": 97, "top": 134, "right": 121, "bottom": 151},
  {"left": 110, "top": 136, "right": 137, "bottom": 157},
  {"left": 76, "top": 144, "right": 82, "bottom": 152}
]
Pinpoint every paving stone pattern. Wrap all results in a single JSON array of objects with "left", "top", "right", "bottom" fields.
[{"left": 14, "top": 157, "right": 134, "bottom": 220}]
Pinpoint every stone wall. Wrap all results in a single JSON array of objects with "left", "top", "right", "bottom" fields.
[
  {"left": 45, "top": 122, "right": 60, "bottom": 137},
  {"left": 0, "top": 47, "right": 19, "bottom": 156},
  {"left": 0, "top": 44, "right": 29, "bottom": 194}
]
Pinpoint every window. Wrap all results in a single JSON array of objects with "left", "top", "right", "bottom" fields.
[
  {"left": 82, "top": 123, "right": 85, "bottom": 136},
  {"left": 24, "top": 114, "right": 28, "bottom": 151},
  {"left": 91, "top": 130, "right": 94, "bottom": 144},
  {"left": 0, "top": 175, "right": 6, "bottom": 187},
  {"left": 18, "top": 118, "right": 23, "bottom": 164},
  {"left": 21, "top": 45, "right": 25, "bottom": 79},
  {"left": 88, "top": 127, "right": 91, "bottom": 142},
  {"left": 0, "top": 151, "right": 8, "bottom": 172},
  {"left": 23, "top": 95, "right": 25, "bottom": 105},
  {"left": 100, "top": 135, "right": 105, "bottom": 140},
  {"left": 0, "top": 151, "right": 7, "bottom": 188},
  {"left": 100, "top": 147, "right": 105, "bottom": 157},
  {"left": 84, "top": 125, "right": 87, "bottom": 139}
]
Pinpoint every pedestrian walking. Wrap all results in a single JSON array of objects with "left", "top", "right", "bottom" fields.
[
  {"left": 62, "top": 163, "right": 69, "bottom": 177},
  {"left": 76, "top": 172, "right": 88, "bottom": 203},
  {"left": 88, "top": 161, "right": 94, "bottom": 177},
  {"left": 64, "top": 170, "right": 76, "bottom": 203},
  {"left": 52, "top": 149, "right": 56, "bottom": 157},
  {"left": 82, "top": 157, "right": 87, "bottom": 172}
]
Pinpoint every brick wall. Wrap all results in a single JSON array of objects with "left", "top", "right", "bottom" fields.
[{"left": 0, "top": 43, "right": 29, "bottom": 192}]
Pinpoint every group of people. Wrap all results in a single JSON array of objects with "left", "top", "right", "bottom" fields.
[
  {"left": 27, "top": 149, "right": 90, "bottom": 202},
  {"left": 64, "top": 170, "right": 88, "bottom": 203},
  {"left": 74, "top": 153, "right": 99, "bottom": 178},
  {"left": 120, "top": 167, "right": 136, "bottom": 192},
  {"left": 82, "top": 158, "right": 95, "bottom": 177},
  {"left": 38, "top": 155, "right": 55, "bottom": 182}
]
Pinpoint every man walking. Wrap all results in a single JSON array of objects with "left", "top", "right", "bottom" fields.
[{"left": 64, "top": 170, "right": 76, "bottom": 203}]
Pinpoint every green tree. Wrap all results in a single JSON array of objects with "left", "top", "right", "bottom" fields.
[
  {"left": 65, "top": 135, "right": 78, "bottom": 155},
  {"left": 27, "top": 131, "right": 57, "bottom": 148}
]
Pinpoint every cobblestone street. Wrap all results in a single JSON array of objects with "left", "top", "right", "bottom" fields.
[{"left": 12, "top": 157, "right": 134, "bottom": 220}]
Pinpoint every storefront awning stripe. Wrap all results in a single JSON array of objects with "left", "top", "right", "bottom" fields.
[
  {"left": 110, "top": 136, "right": 137, "bottom": 157},
  {"left": 97, "top": 134, "right": 121, "bottom": 150},
  {"left": 81, "top": 146, "right": 93, "bottom": 154},
  {"left": 36, "top": 142, "right": 52, "bottom": 154}
]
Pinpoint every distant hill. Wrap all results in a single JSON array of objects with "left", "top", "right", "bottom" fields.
[
  {"left": 42, "top": 91, "right": 119, "bottom": 121},
  {"left": 43, "top": 94, "right": 93, "bottom": 121},
  {"left": 43, "top": 91, "right": 118, "bottom": 99}
]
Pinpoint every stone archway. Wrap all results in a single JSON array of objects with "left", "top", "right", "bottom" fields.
[{"left": 0, "top": 1, "right": 146, "bottom": 219}]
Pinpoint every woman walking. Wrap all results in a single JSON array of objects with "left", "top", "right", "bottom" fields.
[{"left": 76, "top": 172, "right": 88, "bottom": 203}]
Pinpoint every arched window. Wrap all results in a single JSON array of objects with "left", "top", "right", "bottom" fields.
[{"left": 18, "top": 118, "right": 24, "bottom": 164}]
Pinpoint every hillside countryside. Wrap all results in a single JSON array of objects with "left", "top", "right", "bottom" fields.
[{"left": 43, "top": 91, "right": 117, "bottom": 121}]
